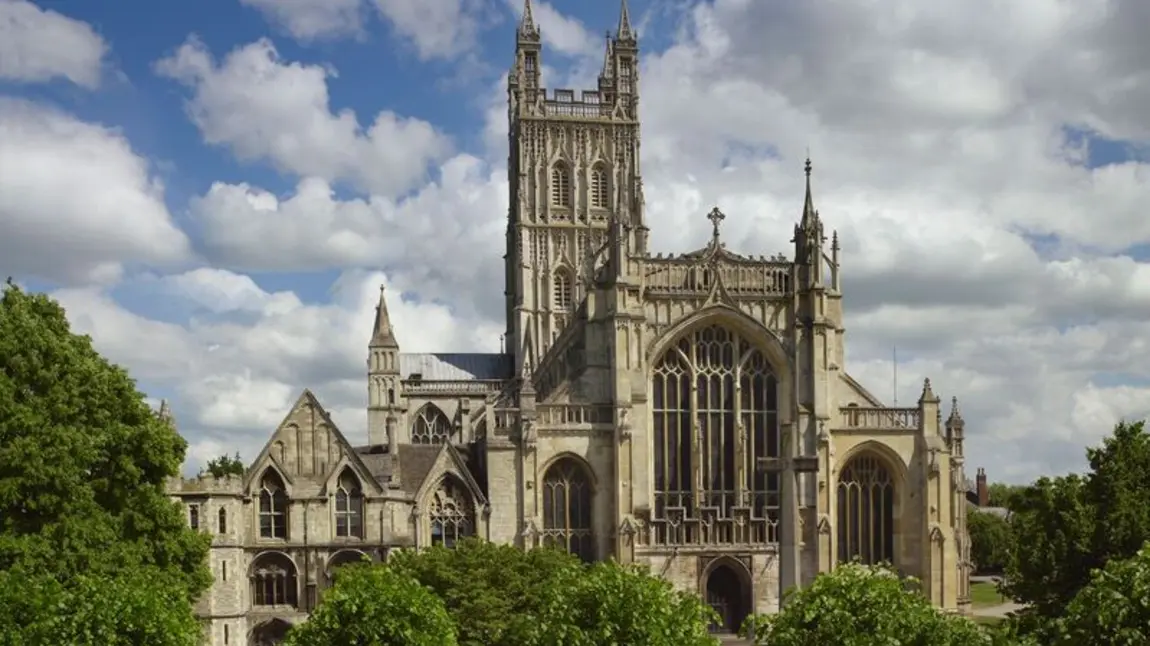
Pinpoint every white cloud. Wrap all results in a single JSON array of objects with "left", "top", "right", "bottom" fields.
[
  {"left": 0, "top": 99, "right": 191, "bottom": 285},
  {"left": 154, "top": 37, "right": 452, "bottom": 198},
  {"left": 0, "top": 0, "right": 107, "bottom": 88},
  {"left": 506, "top": 0, "right": 599, "bottom": 58},
  {"left": 372, "top": 0, "right": 488, "bottom": 61},
  {"left": 239, "top": 0, "right": 364, "bottom": 41}
]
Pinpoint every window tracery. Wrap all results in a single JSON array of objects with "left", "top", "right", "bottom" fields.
[
  {"left": 428, "top": 477, "right": 474, "bottom": 548},
  {"left": 250, "top": 553, "right": 297, "bottom": 607},
  {"left": 541, "top": 458, "right": 594, "bottom": 561},
  {"left": 550, "top": 163, "right": 571, "bottom": 207},
  {"left": 258, "top": 471, "right": 288, "bottom": 539},
  {"left": 334, "top": 469, "right": 364, "bottom": 538},
  {"left": 553, "top": 272, "right": 572, "bottom": 311},
  {"left": 412, "top": 404, "right": 452, "bottom": 445},
  {"left": 650, "top": 324, "right": 780, "bottom": 545},
  {"left": 589, "top": 165, "right": 608, "bottom": 208},
  {"left": 837, "top": 454, "right": 895, "bottom": 565}
]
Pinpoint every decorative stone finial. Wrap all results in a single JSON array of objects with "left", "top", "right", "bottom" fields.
[{"left": 707, "top": 206, "right": 725, "bottom": 239}]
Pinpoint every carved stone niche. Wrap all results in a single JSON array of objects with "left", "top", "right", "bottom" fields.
[{"left": 616, "top": 407, "right": 632, "bottom": 441}]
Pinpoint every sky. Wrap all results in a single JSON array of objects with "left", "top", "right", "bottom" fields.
[{"left": 2, "top": 0, "right": 1149, "bottom": 484}]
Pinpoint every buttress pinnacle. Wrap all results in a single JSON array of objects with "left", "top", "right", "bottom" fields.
[
  {"left": 802, "top": 156, "right": 817, "bottom": 228},
  {"left": 617, "top": 0, "right": 635, "bottom": 42},
  {"left": 371, "top": 284, "right": 399, "bottom": 349},
  {"left": 518, "top": 0, "right": 539, "bottom": 39}
]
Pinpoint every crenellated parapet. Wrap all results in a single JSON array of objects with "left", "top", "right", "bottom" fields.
[{"left": 167, "top": 473, "right": 245, "bottom": 496}]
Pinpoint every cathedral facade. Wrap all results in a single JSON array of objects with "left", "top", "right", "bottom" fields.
[{"left": 167, "top": 2, "right": 973, "bottom": 644}]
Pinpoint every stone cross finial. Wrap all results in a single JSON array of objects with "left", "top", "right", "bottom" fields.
[{"left": 707, "top": 206, "right": 725, "bottom": 238}]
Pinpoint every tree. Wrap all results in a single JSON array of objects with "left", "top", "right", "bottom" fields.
[
  {"left": 0, "top": 283, "right": 211, "bottom": 642},
  {"left": 284, "top": 564, "right": 456, "bottom": 646},
  {"left": 740, "top": 563, "right": 995, "bottom": 646},
  {"left": 201, "top": 452, "right": 245, "bottom": 478},
  {"left": 986, "top": 483, "right": 1027, "bottom": 510},
  {"left": 1056, "top": 542, "right": 1150, "bottom": 646},
  {"left": 387, "top": 539, "right": 584, "bottom": 646},
  {"left": 968, "top": 509, "right": 1012, "bottom": 573}
]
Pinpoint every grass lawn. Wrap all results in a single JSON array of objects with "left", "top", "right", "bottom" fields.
[{"left": 970, "top": 581, "right": 1007, "bottom": 608}]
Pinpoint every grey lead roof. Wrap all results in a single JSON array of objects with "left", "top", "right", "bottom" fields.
[{"left": 398, "top": 353, "right": 512, "bottom": 381}]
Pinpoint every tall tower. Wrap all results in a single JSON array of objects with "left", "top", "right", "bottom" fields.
[
  {"left": 367, "top": 285, "right": 403, "bottom": 450},
  {"left": 504, "top": 0, "right": 645, "bottom": 374}
]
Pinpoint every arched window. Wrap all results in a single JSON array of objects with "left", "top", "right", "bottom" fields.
[
  {"left": 250, "top": 618, "right": 291, "bottom": 646},
  {"left": 326, "top": 549, "right": 369, "bottom": 585},
  {"left": 541, "top": 458, "right": 594, "bottom": 561},
  {"left": 650, "top": 324, "right": 780, "bottom": 545},
  {"left": 553, "top": 272, "right": 572, "bottom": 311},
  {"left": 218, "top": 507, "right": 227, "bottom": 534},
  {"left": 412, "top": 404, "right": 452, "bottom": 445},
  {"left": 589, "top": 165, "right": 608, "bottom": 208},
  {"left": 837, "top": 453, "right": 895, "bottom": 565},
  {"left": 550, "top": 163, "right": 571, "bottom": 207},
  {"left": 334, "top": 469, "right": 364, "bottom": 538},
  {"left": 188, "top": 504, "right": 199, "bottom": 530},
  {"left": 250, "top": 553, "right": 298, "bottom": 608},
  {"left": 258, "top": 471, "right": 288, "bottom": 539},
  {"left": 428, "top": 477, "right": 475, "bottom": 548}
]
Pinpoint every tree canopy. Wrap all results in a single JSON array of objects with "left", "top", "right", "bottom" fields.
[
  {"left": 200, "top": 452, "right": 245, "bottom": 479},
  {"left": 0, "top": 283, "right": 210, "bottom": 644},
  {"left": 969, "top": 509, "right": 1012, "bottom": 573},
  {"left": 284, "top": 564, "right": 456, "bottom": 646},
  {"left": 1055, "top": 542, "right": 1150, "bottom": 646}
]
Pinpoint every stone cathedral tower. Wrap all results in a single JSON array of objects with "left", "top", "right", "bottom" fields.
[
  {"left": 504, "top": 0, "right": 645, "bottom": 373},
  {"left": 168, "top": 3, "right": 973, "bottom": 643}
]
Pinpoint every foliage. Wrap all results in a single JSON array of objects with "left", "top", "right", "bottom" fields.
[
  {"left": 969, "top": 510, "right": 1012, "bottom": 573},
  {"left": 387, "top": 539, "right": 584, "bottom": 646},
  {"left": 0, "top": 283, "right": 211, "bottom": 640},
  {"left": 200, "top": 452, "right": 245, "bottom": 479},
  {"left": 546, "top": 561, "right": 720, "bottom": 646},
  {"left": 739, "top": 563, "right": 993, "bottom": 646},
  {"left": 1055, "top": 542, "right": 1150, "bottom": 646},
  {"left": 284, "top": 564, "right": 456, "bottom": 646},
  {"left": 0, "top": 566, "right": 203, "bottom": 646},
  {"left": 986, "top": 483, "right": 1027, "bottom": 510}
]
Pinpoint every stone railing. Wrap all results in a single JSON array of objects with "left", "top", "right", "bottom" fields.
[
  {"left": 839, "top": 406, "right": 920, "bottom": 430},
  {"left": 644, "top": 261, "right": 792, "bottom": 296},
  {"left": 403, "top": 379, "right": 505, "bottom": 396},
  {"left": 536, "top": 404, "right": 614, "bottom": 427}
]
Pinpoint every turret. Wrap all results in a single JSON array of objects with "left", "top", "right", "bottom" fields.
[
  {"left": 367, "top": 285, "right": 403, "bottom": 448},
  {"left": 511, "top": 0, "right": 541, "bottom": 92},
  {"left": 792, "top": 158, "right": 826, "bottom": 287},
  {"left": 945, "top": 397, "right": 965, "bottom": 457}
]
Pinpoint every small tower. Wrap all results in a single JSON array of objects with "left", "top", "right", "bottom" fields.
[
  {"left": 793, "top": 158, "right": 826, "bottom": 287},
  {"left": 367, "top": 285, "right": 403, "bottom": 450},
  {"left": 511, "top": 0, "right": 541, "bottom": 91},
  {"left": 946, "top": 397, "right": 966, "bottom": 458}
]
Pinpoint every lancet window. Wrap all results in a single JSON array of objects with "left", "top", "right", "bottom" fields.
[
  {"left": 837, "top": 454, "right": 895, "bottom": 565},
  {"left": 412, "top": 404, "right": 452, "bottom": 445},
  {"left": 334, "top": 469, "right": 364, "bottom": 538},
  {"left": 650, "top": 324, "right": 781, "bottom": 545},
  {"left": 550, "top": 163, "right": 571, "bottom": 207},
  {"left": 589, "top": 165, "right": 608, "bottom": 208},
  {"left": 258, "top": 471, "right": 288, "bottom": 539},
  {"left": 554, "top": 272, "right": 572, "bottom": 311},
  {"left": 541, "top": 458, "right": 594, "bottom": 561},
  {"left": 250, "top": 553, "right": 297, "bottom": 607},
  {"left": 428, "top": 477, "right": 474, "bottom": 549}
]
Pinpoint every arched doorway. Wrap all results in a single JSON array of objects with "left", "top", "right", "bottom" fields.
[
  {"left": 704, "top": 564, "right": 748, "bottom": 634},
  {"left": 250, "top": 618, "right": 291, "bottom": 646},
  {"left": 837, "top": 452, "right": 896, "bottom": 565}
]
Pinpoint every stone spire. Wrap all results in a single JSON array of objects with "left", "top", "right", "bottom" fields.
[
  {"left": 946, "top": 396, "right": 965, "bottom": 429},
  {"left": 616, "top": 0, "right": 635, "bottom": 43},
  {"left": 600, "top": 32, "right": 614, "bottom": 79},
  {"left": 370, "top": 285, "right": 399, "bottom": 349},
  {"left": 158, "top": 399, "right": 173, "bottom": 425},
  {"left": 801, "top": 156, "right": 817, "bottom": 228},
  {"left": 518, "top": 0, "right": 540, "bottom": 41}
]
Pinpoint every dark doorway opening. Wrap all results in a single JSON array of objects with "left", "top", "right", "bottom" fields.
[{"left": 705, "top": 564, "right": 748, "bottom": 633}]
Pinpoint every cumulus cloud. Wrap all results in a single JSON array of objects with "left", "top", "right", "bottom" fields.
[
  {"left": 0, "top": 0, "right": 107, "bottom": 88},
  {"left": 0, "top": 99, "right": 191, "bottom": 284},
  {"left": 154, "top": 36, "right": 452, "bottom": 197},
  {"left": 239, "top": 0, "right": 364, "bottom": 41}
]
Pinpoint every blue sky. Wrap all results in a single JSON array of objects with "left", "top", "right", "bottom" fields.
[{"left": 3, "top": 0, "right": 1150, "bottom": 483}]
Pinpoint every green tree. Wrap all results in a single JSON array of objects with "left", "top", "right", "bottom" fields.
[
  {"left": 284, "top": 564, "right": 456, "bottom": 646},
  {"left": 740, "top": 563, "right": 995, "bottom": 646},
  {"left": 969, "top": 509, "right": 1012, "bottom": 573},
  {"left": 387, "top": 539, "right": 583, "bottom": 646},
  {"left": 1055, "top": 542, "right": 1150, "bottom": 646},
  {"left": 201, "top": 452, "right": 245, "bottom": 478},
  {"left": 986, "top": 483, "right": 1027, "bottom": 510},
  {"left": 0, "top": 283, "right": 211, "bottom": 643}
]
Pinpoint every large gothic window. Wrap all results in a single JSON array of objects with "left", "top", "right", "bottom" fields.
[
  {"left": 251, "top": 619, "right": 291, "bottom": 646},
  {"left": 541, "top": 458, "right": 594, "bottom": 561},
  {"left": 258, "top": 471, "right": 288, "bottom": 539},
  {"left": 550, "top": 163, "right": 571, "bottom": 207},
  {"left": 250, "top": 552, "right": 298, "bottom": 608},
  {"left": 412, "top": 404, "right": 452, "bottom": 444},
  {"left": 651, "top": 324, "right": 780, "bottom": 545},
  {"left": 553, "top": 271, "right": 572, "bottom": 311},
  {"left": 589, "top": 165, "right": 608, "bottom": 208},
  {"left": 428, "top": 477, "right": 474, "bottom": 548},
  {"left": 837, "top": 454, "right": 895, "bottom": 565},
  {"left": 334, "top": 469, "right": 364, "bottom": 538}
]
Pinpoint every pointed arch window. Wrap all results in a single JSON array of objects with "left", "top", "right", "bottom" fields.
[
  {"left": 650, "top": 324, "right": 781, "bottom": 545},
  {"left": 589, "top": 165, "right": 608, "bottom": 208},
  {"left": 258, "top": 471, "right": 288, "bottom": 539},
  {"left": 553, "top": 271, "right": 572, "bottom": 311},
  {"left": 837, "top": 454, "right": 895, "bottom": 565},
  {"left": 218, "top": 507, "right": 227, "bottom": 534},
  {"left": 542, "top": 458, "right": 594, "bottom": 561},
  {"left": 412, "top": 404, "right": 452, "bottom": 445},
  {"left": 334, "top": 469, "right": 364, "bottom": 538},
  {"left": 550, "top": 163, "right": 571, "bottom": 207},
  {"left": 188, "top": 504, "right": 200, "bottom": 530},
  {"left": 250, "top": 553, "right": 298, "bottom": 608},
  {"left": 428, "top": 477, "right": 475, "bottom": 548}
]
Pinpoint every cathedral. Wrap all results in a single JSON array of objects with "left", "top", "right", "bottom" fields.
[{"left": 167, "top": 1, "right": 973, "bottom": 643}]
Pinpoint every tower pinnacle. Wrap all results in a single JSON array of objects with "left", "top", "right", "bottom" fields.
[
  {"left": 617, "top": 0, "right": 635, "bottom": 42},
  {"left": 802, "top": 156, "right": 816, "bottom": 227},
  {"left": 518, "top": 0, "right": 540, "bottom": 40},
  {"left": 370, "top": 284, "right": 399, "bottom": 349}
]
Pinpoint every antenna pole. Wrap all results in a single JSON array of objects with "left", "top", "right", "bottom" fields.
[{"left": 892, "top": 346, "right": 898, "bottom": 406}]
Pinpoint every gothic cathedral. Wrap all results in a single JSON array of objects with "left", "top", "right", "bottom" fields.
[{"left": 168, "top": 2, "right": 973, "bottom": 643}]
